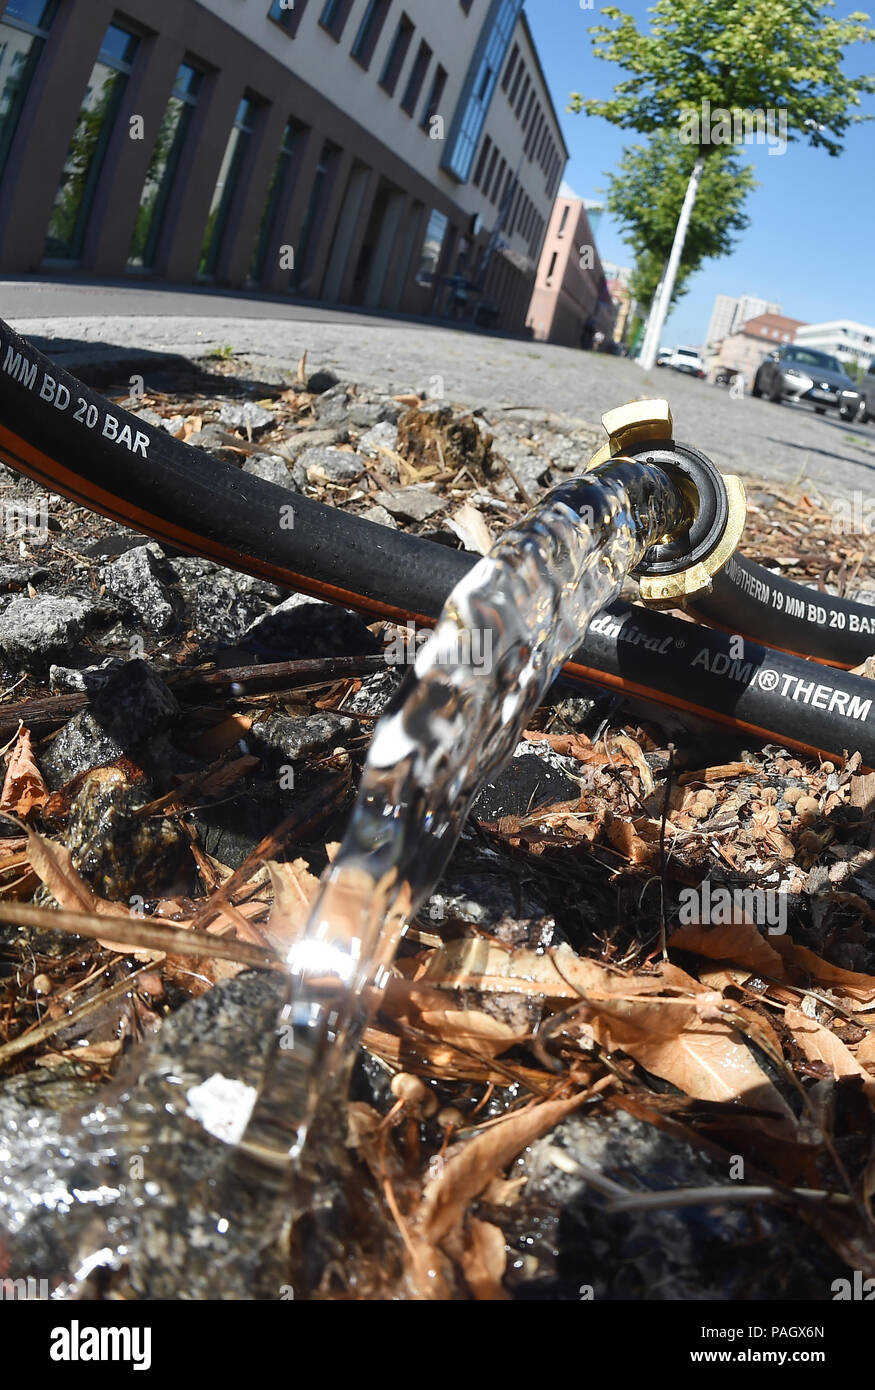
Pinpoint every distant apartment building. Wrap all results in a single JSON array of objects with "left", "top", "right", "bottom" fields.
[
  {"left": 705, "top": 292, "right": 781, "bottom": 351},
  {"left": 0, "top": 0, "right": 566, "bottom": 332},
  {"left": 710, "top": 311, "right": 806, "bottom": 386},
  {"left": 601, "top": 260, "right": 635, "bottom": 344},
  {"left": 526, "top": 197, "right": 614, "bottom": 347},
  {"left": 794, "top": 320, "right": 875, "bottom": 373}
]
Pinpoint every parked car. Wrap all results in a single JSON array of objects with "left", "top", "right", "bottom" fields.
[
  {"left": 858, "top": 357, "right": 875, "bottom": 423},
  {"left": 668, "top": 345, "right": 706, "bottom": 377},
  {"left": 752, "top": 344, "right": 862, "bottom": 419},
  {"left": 656, "top": 348, "right": 672, "bottom": 367}
]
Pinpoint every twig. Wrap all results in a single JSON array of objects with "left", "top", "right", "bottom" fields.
[
  {"left": 0, "top": 901, "right": 280, "bottom": 969},
  {"left": 605, "top": 1184, "right": 850, "bottom": 1215},
  {"left": 0, "top": 961, "right": 153, "bottom": 1063}
]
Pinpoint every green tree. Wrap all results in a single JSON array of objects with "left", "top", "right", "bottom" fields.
[
  {"left": 570, "top": 0, "right": 875, "bottom": 366},
  {"left": 606, "top": 132, "right": 756, "bottom": 311}
]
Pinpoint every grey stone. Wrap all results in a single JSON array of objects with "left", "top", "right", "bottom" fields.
[
  {"left": 248, "top": 711, "right": 357, "bottom": 764},
  {"left": 242, "top": 453, "right": 299, "bottom": 490},
  {"left": 372, "top": 485, "right": 447, "bottom": 522},
  {"left": 282, "top": 426, "right": 347, "bottom": 456},
  {"left": 300, "top": 446, "right": 364, "bottom": 483},
  {"left": 217, "top": 400, "right": 276, "bottom": 435},
  {"left": 0, "top": 594, "right": 96, "bottom": 666},
  {"left": 38, "top": 712, "right": 127, "bottom": 787},
  {"left": 357, "top": 420, "right": 398, "bottom": 456},
  {"left": 358, "top": 504, "right": 398, "bottom": 529},
  {"left": 99, "top": 542, "right": 175, "bottom": 632}
]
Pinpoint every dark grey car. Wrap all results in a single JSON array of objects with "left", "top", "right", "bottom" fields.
[{"left": 752, "top": 344, "right": 862, "bottom": 420}]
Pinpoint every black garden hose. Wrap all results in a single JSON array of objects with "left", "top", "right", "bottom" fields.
[{"left": 0, "top": 318, "right": 873, "bottom": 765}]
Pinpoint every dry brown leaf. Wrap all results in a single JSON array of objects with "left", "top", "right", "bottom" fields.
[
  {"left": 855, "top": 1032, "right": 875, "bottom": 1065},
  {"left": 24, "top": 830, "right": 157, "bottom": 956},
  {"left": 606, "top": 813, "right": 651, "bottom": 863},
  {"left": 668, "top": 920, "right": 786, "bottom": 977},
  {"left": 0, "top": 728, "right": 48, "bottom": 819},
  {"left": 265, "top": 857, "right": 321, "bottom": 946},
  {"left": 586, "top": 994, "right": 797, "bottom": 1134},
  {"left": 188, "top": 713, "right": 254, "bottom": 760},
  {"left": 784, "top": 1005, "right": 875, "bottom": 1104},
  {"left": 771, "top": 938, "right": 875, "bottom": 1004},
  {"left": 461, "top": 1219, "right": 509, "bottom": 1300},
  {"left": 418, "top": 1091, "right": 590, "bottom": 1245}
]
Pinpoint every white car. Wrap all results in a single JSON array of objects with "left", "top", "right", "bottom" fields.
[{"left": 668, "top": 346, "right": 706, "bottom": 377}]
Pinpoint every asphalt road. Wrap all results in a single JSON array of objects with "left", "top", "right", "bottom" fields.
[{"left": 3, "top": 276, "right": 873, "bottom": 499}]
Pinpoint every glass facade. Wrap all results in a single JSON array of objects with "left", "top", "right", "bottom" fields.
[
  {"left": 0, "top": 1, "right": 57, "bottom": 181},
  {"left": 250, "top": 116, "right": 302, "bottom": 283},
  {"left": 128, "top": 61, "right": 202, "bottom": 270},
  {"left": 290, "top": 137, "right": 339, "bottom": 289},
  {"left": 443, "top": 0, "right": 521, "bottom": 181},
  {"left": 199, "top": 95, "right": 259, "bottom": 277},
  {"left": 44, "top": 21, "right": 139, "bottom": 260},
  {"left": 416, "top": 207, "right": 447, "bottom": 286}
]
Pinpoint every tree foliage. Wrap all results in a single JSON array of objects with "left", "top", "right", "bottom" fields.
[
  {"left": 570, "top": 0, "right": 875, "bottom": 157},
  {"left": 606, "top": 132, "right": 757, "bottom": 306}
]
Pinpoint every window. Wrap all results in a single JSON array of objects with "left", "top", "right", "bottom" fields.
[
  {"left": 351, "top": 0, "right": 391, "bottom": 69},
  {"left": 514, "top": 71, "right": 529, "bottom": 117},
  {"left": 459, "top": 0, "right": 473, "bottom": 11},
  {"left": 44, "top": 21, "right": 139, "bottom": 260},
  {"left": 268, "top": 0, "right": 310, "bottom": 37},
  {"left": 0, "top": 0, "right": 57, "bottom": 181},
  {"left": 489, "top": 155, "right": 505, "bottom": 204},
  {"left": 250, "top": 117, "right": 304, "bottom": 283},
  {"left": 128, "top": 60, "right": 202, "bottom": 270},
  {"left": 199, "top": 95, "right": 260, "bottom": 277},
  {"left": 442, "top": 0, "right": 522, "bottom": 181},
  {"left": 546, "top": 250, "right": 557, "bottom": 284},
  {"left": 291, "top": 137, "right": 339, "bottom": 287},
  {"left": 379, "top": 13, "right": 413, "bottom": 96},
  {"left": 416, "top": 207, "right": 448, "bottom": 285},
  {"left": 472, "top": 134, "right": 491, "bottom": 187},
  {"left": 509, "top": 59, "right": 523, "bottom": 107},
  {"left": 557, "top": 204, "right": 569, "bottom": 236},
  {"left": 501, "top": 42, "right": 518, "bottom": 91},
  {"left": 320, "top": 0, "right": 355, "bottom": 40},
  {"left": 400, "top": 36, "right": 430, "bottom": 114},
  {"left": 420, "top": 62, "right": 446, "bottom": 130},
  {"left": 483, "top": 142, "right": 498, "bottom": 195}
]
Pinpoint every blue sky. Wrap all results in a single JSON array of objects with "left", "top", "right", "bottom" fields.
[{"left": 524, "top": 0, "right": 875, "bottom": 347}]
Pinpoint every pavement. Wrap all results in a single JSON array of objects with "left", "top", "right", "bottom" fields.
[{"left": 3, "top": 276, "right": 874, "bottom": 499}]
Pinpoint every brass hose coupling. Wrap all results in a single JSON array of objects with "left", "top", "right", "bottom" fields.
[{"left": 585, "top": 399, "right": 746, "bottom": 609}]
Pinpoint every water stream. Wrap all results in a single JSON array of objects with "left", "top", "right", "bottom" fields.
[{"left": 237, "top": 458, "right": 692, "bottom": 1172}]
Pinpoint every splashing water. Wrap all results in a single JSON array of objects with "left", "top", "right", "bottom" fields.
[{"left": 236, "top": 459, "right": 691, "bottom": 1172}]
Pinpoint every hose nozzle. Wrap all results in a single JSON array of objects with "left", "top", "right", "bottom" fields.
[{"left": 586, "top": 400, "right": 746, "bottom": 608}]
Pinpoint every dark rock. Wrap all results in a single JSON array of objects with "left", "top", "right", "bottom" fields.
[
  {"left": 99, "top": 543, "right": 175, "bottom": 632},
  {"left": 241, "top": 594, "right": 379, "bottom": 660},
  {"left": 248, "top": 711, "right": 357, "bottom": 766},
  {"left": 473, "top": 751, "right": 581, "bottom": 821},
  {"left": 0, "top": 561, "right": 50, "bottom": 591},
  {"left": 167, "top": 557, "right": 284, "bottom": 646},
  {"left": 66, "top": 767, "right": 187, "bottom": 901},
  {"left": 40, "top": 663, "right": 179, "bottom": 787},
  {"left": 307, "top": 369, "right": 340, "bottom": 394},
  {"left": 49, "top": 657, "right": 126, "bottom": 693}
]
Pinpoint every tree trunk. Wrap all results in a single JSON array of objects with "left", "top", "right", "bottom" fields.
[{"left": 638, "top": 152, "right": 706, "bottom": 372}]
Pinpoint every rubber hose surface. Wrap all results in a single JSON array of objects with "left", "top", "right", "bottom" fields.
[{"left": 0, "top": 318, "right": 873, "bottom": 764}]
